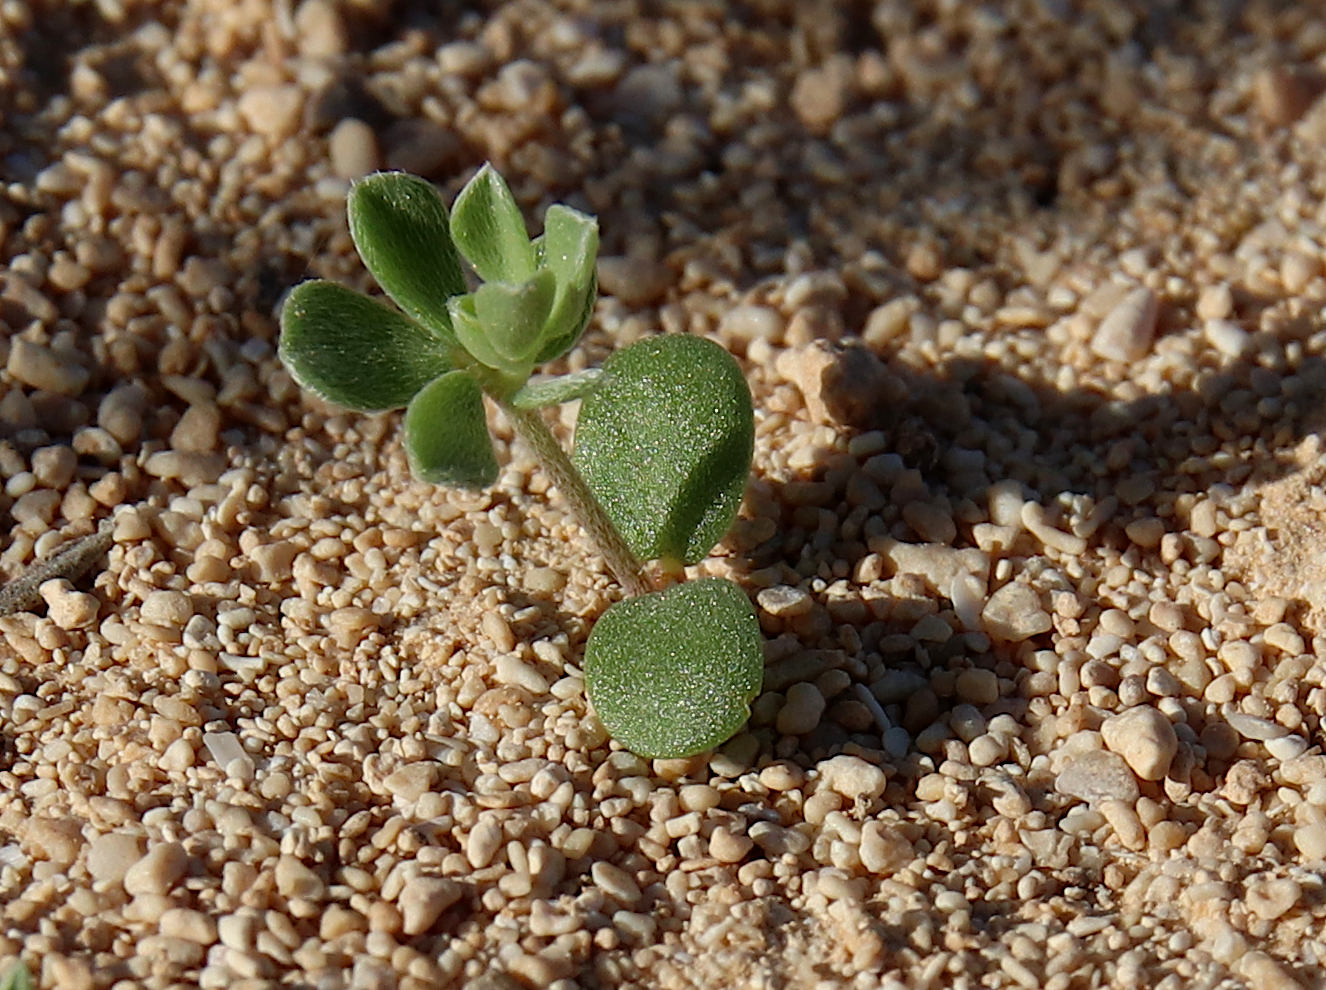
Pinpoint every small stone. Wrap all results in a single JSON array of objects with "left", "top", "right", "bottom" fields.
[
  {"left": 1090, "top": 286, "right": 1158, "bottom": 363},
  {"left": 859, "top": 821, "right": 913, "bottom": 875},
  {"left": 238, "top": 84, "right": 305, "bottom": 138},
  {"left": 143, "top": 450, "right": 225, "bottom": 485},
  {"left": 383, "top": 762, "right": 439, "bottom": 802},
  {"left": 1125, "top": 517, "right": 1165, "bottom": 548},
  {"left": 1225, "top": 711, "right": 1288, "bottom": 741},
  {"left": 320, "top": 905, "right": 367, "bottom": 939},
  {"left": 328, "top": 118, "right": 381, "bottom": 179},
  {"left": 159, "top": 907, "right": 218, "bottom": 945},
  {"left": 776, "top": 682, "right": 826, "bottom": 735},
  {"left": 274, "top": 855, "right": 326, "bottom": 901},
  {"left": 903, "top": 500, "right": 956, "bottom": 544},
  {"left": 217, "top": 913, "right": 257, "bottom": 951},
  {"left": 967, "top": 733, "right": 1007, "bottom": 767},
  {"left": 7, "top": 338, "right": 89, "bottom": 395},
  {"left": 1264, "top": 623, "right": 1306, "bottom": 656},
  {"left": 1204, "top": 318, "right": 1250, "bottom": 357},
  {"left": 123, "top": 842, "right": 190, "bottom": 896},
  {"left": 1100, "top": 706, "right": 1178, "bottom": 781},
  {"left": 775, "top": 341, "right": 901, "bottom": 426},
  {"left": 294, "top": 0, "right": 348, "bottom": 57},
  {"left": 202, "top": 731, "right": 247, "bottom": 768},
  {"left": 25, "top": 817, "right": 84, "bottom": 867},
  {"left": 954, "top": 669, "right": 999, "bottom": 706},
  {"left": 466, "top": 820, "right": 503, "bottom": 869},
  {"left": 708, "top": 827, "right": 753, "bottom": 863},
  {"left": 1245, "top": 877, "right": 1301, "bottom": 920},
  {"left": 170, "top": 403, "right": 222, "bottom": 453},
  {"left": 382, "top": 119, "right": 461, "bottom": 176},
  {"left": 1054, "top": 749, "right": 1141, "bottom": 806},
  {"left": 982, "top": 582, "right": 1052, "bottom": 642},
  {"left": 1266, "top": 735, "right": 1309, "bottom": 761},
  {"left": 141, "top": 590, "right": 194, "bottom": 627},
  {"left": 592, "top": 861, "right": 642, "bottom": 905},
  {"left": 31, "top": 445, "right": 77, "bottom": 488},
  {"left": 41, "top": 579, "right": 100, "bottom": 629},
  {"left": 790, "top": 59, "right": 850, "bottom": 133},
  {"left": 398, "top": 876, "right": 461, "bottom": 935},
  {"left": 251, "top": 541, "right": 299, "bottom": 582},
  {"left": 1294, "top": 822, "right": 1326, "bottom": 861},
  {"left": 816, "top": 754, "right": 887, "bottom": 801},
  {"left": 756, "top": 585, "right": 813, "bottom": 618},
  {"left": 597, "top": 255, "right": 673, "bottom": 306},
  {"left": 720, "top": 304, "right": 784, "bottom": 344}
]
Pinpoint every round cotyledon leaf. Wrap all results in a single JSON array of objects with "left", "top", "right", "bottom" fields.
[
  {"left": 572, "top": 335, "right": 754, "bottom": 565},
  {"left": 584, "top": 578, "right": 764, "bottom": 759}
]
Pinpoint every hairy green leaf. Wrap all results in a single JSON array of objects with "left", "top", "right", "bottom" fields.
[
  {"left": 0, "top": 961, "right": 33, "bottom": 990},
  {"left": 279, "top": 280, "right": 454, "bottom": 411},
  {"left": 474, "top": 269, "right": 557, "bottom": 363},
  {"left": 585, "top": 578, "right": 763, "bottom": 759},
  {"left": 509, "top": 369, "right": 603, "bottom": 409},
  {"left": 573, "top": 335, "right": 754, "bottom": 564},
  {"left": 450, "top": 163, "right": 535, "bottom": 284},
  {"left": 530, "top": 204, "right": 599, "bottom": 362},
  {"left": 347, "top": 172, "right": 467, "bottom": 342},
  {"left": 403, "top": 370, "right": 498, "bottom": 487}
]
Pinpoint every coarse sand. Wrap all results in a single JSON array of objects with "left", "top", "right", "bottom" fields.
[{"left": 2, "top": 1, "right": 1326, "bottom": 988}]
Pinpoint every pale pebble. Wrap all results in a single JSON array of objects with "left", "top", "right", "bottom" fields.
[
  {"left": 1054, "top": 749, "right": 1141, "bottom": 806},
  {"left": 398, "top": 876, "right": 461, "bottom": 935},
  {"left": 1100, "top": 706, "right": 1178, "bottom": 781},
  {"left": 1090, "top": 286, "right": 1157, "bottom": 362},
  {"left": 123, "top": 842, "right": 189, "bottom": 896},
  {"left": 982, "top": 582, "right": 1052, "bottom": 642},
  {"left": 816, "top": 754, "right": 887, "bottom": 801}
]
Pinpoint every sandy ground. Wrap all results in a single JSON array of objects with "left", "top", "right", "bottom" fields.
[{"left": 2, "top": 0, "right": 1326, "bottom": 987}]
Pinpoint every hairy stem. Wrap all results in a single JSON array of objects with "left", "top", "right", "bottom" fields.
[{"left": 500, "top": 402, "right": 648, "bottom": 598}]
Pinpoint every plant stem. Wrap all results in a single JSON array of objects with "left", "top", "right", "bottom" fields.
[{"left": 500, "top": 401, "right": 649, "bottom": 598}]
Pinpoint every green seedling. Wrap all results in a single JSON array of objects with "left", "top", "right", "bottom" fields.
[{"left": 280, "top": 166, "right": 762, "bottom": 758}]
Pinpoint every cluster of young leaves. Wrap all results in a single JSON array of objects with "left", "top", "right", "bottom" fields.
[{"left": 280, "top": 166, "right": 763, "bottom": 758}]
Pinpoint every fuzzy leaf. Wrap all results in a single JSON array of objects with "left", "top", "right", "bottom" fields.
[
  {"left": 473, "top": 269, "right": 557, "bottom": 363},
  {"left": 573, "top": 335, "right": 754, "bottom": 564},
  {"left": 584, "top": 578, "right": 763, "bottom": 759},
  {"left": 0, "top": 961, "right": 33, "bottom": 990},
  {"left": 531, "top": 204, "right": 599, "bottom": 362},
  {"left": 279, "top": 280, "right": 454, "bottom": 411},
  {"left": 450, "top": 163, "right": 536, "bottom": 284},
  {"left": 347, "top": 172, "right": 467, "bottom": 341},
  {"left": 509, "top": 369, "right": 604, "bottom": 409},
  {"left": 448, "top": 294, "right": 529, "bottom": 378},
  {"left": 403, "top": 370, "right": 498, "bottom": 487}
]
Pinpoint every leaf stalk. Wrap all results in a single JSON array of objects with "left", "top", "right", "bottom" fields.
[{"left": 499, "top": 401, "right": 649, "bottom": 598}]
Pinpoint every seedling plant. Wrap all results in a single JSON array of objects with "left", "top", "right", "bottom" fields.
[{"left": 280, "top": 166, "right": 762, "bottom": 758}]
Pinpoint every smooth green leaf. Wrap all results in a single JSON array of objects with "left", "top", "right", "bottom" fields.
[
  {"left": 509, "top": 369, "right": 604, "bottom": 409},
  {"left": 403, "top": 370, "right": 498, "bottom": 487},
  {"left": 348, "top": 172, "right": 467, "bottom": 341},
  {"left": 279, "top": 280, "right": 454, "bottom": 411},
  {"left": 573, "top": 335, "right": 754, "bottom": 564},
  {"left": 474, "top": 269, "right": 557, "bottom": 363},
  {"left": 585, "top": 578, "right": 763, "bottom": 759},
  {"left": 451, "top": 163, "right": 535, "bottom": 284}
]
